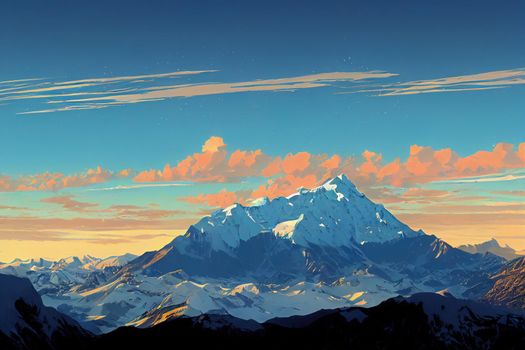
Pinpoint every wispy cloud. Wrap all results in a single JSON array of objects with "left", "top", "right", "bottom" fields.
[
  {"left": 345, "top": 68, "right": 525, "bottom": 96},
  {"left": 5, "top": 68, "right": 525, "bottom": 114},
  {"left": 493, "top": 190, "right": 525, "bottom": 197},
  {"left": 0, "top": 70, "right": 396, "bottom": 114},
  {"left": 87, "top": 182, "right": 191, "bottom": 191},
  {"left": 41, "top": 195, "right": 98, "bottom": 212},
  {"left": 438, "top": 172, "right": 525, "bottom": 184}
]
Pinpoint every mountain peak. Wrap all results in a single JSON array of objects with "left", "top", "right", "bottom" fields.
[
  {"left": 487, "top": 238, "right": 501, "bottom": 247},
  {"left": 326, "top": 173, "right": 352, "bottom": 185},
  {"left": 170, "top": 174, "right": 421, "bottom": 254},
  {"left": 320, "top": 174, "right": 364, "bottom": 198}
]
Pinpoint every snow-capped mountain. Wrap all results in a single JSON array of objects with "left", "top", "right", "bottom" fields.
[
  {"left": 0, "top": 254, "right": 137, "bottom": 276},
  {"left": 458, "top": 238, "right": 522, "bottom": 261},
  {"left": 0, "top": 258, "right": 53, "bottom": 275},
  {"left": 0, "top": 175, "right": 506, "bottom": 332},
  {"left": 125, "top": 174, "right": 424, "bottom": 278},
  {"left": 0, "top": 274, "right": 88, "bottom": 350},
  {"left": 184, "top": 174, "right": 421, "bottom": 248},
  {"left": 0, "top": 254, "right": 137, "bottom": 290}
]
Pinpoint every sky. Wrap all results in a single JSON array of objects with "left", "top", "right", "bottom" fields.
[{"left": 0, "top": 0, "right": 524, "bottom": 261}]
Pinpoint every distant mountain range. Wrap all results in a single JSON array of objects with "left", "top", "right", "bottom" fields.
[
  {"left": 1, "top": 174, "right": 524, "bottom": 342},
  {"left": 458, "top": 238, "right": 523, "bottom": 261}
]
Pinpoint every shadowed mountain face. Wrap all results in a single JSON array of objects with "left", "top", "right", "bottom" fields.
[
  {"left": 0, "top": 274, "right": 89, "bottom": 350},
  {"left": 84, "top": 292, "right": 525, "bottom": 350}
]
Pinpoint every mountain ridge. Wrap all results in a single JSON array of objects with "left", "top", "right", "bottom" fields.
[
  {"left": 458, "top": 238, "right": 522, "bottom": 261},
  {"left": 123, "top": 174, "right": 426, "bottom": 278}
]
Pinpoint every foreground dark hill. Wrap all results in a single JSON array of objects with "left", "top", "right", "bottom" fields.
[
  {"left": 89, "top": 292, "right": 525, "bottom": 350},
  {"left": 0, "top": 274, "right": 89, "bottom": 350}
]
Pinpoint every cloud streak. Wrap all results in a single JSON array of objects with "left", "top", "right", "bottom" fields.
[
  {"left": 348, "top": 68, "right": 525, "bottom": 96},
  {"left": 41, "top": 195, "right": 98, "bottom": 212},
  {"left": 4, "top": 68, "right": 525, "bottom": 115},
  {"left": 438, "top": 173, "right": 525, "bottom": 183},
  {"left": 6, "top": 68, "right": 525, "bottom": 114},
  {"left": 87, "top": 182, "right": 191, "bottom": 191},
  {"left": 1, "top": 70, "right": 396, "bottom": 114}
]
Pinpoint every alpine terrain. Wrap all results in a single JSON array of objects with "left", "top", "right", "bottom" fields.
[{"left": 0, "top": 175, "right": 508, "bottom": 334}]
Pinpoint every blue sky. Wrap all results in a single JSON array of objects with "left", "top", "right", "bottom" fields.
[
  {"left": 0, "top": 0, "right": 524, "bottom": 260},
  {"left": 2, "top": 0, "right": 524, "bottom": 173}
]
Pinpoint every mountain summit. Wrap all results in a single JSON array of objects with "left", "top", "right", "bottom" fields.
[
  {"left": 126, "top": 175, "right": 425, "bottom": 278},
  {"left": 175, "top": 174, "right": 421, "bottom": 250}
]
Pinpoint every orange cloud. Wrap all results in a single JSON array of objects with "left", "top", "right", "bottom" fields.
[
  {"left": 455, "top": 143, "right": 523, "bottom": 174},
  {"left": 0, "top": 166, "right": 130, "bottom": 192},
  {"left": 202, "top": 136, "right": 226, "bottom": 153},
  {"left": 362, "top": 142, "right": 525, "bottom": 187},
  {"left": 177, "top": 140, "right": 525, "bottom": 206},
  {"left": 321, "top": 154, "right": 341, "bottom": 170},
  {"left": 3, "top": 138, "right": 525, "bottom": 198},
  {"left": 252, "top": 174, "right": 320, "bottom": 199},
  {"left": 41, "top": 195, "right": 98, "bottom": 212},
  {"left": 180, "top": 189, "right": 244, "bottom": 208},
  {"left": 134, "top": 136, "right": 271, "bottom": 183}
]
